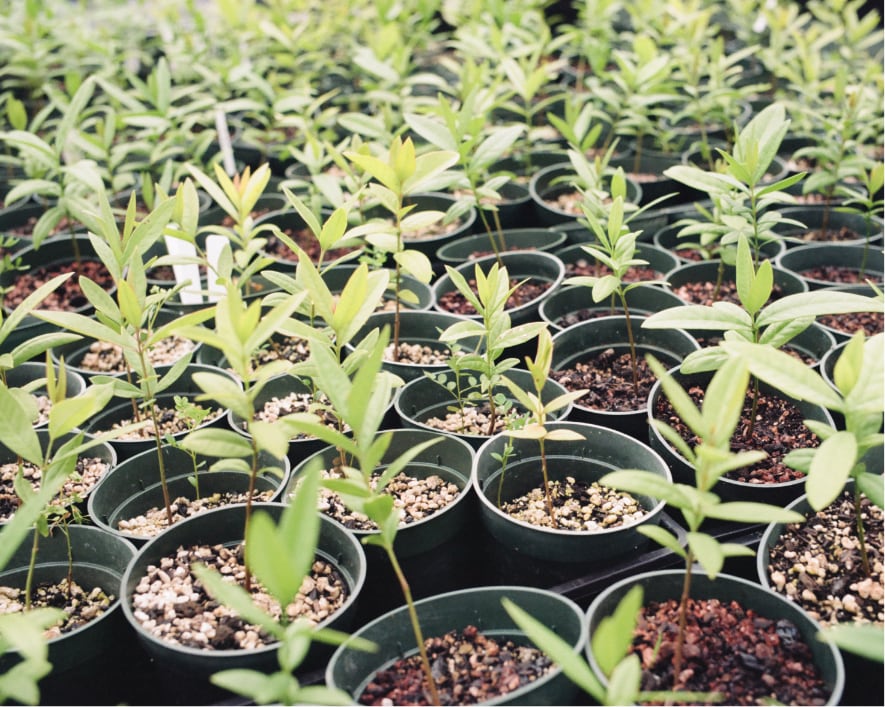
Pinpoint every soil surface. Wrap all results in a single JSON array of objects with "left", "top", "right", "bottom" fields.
[
  {"left": 818, "top": 310, "right": 884, "bottom": 338},
  {"left": 436, "top": 278, "right": 551, "bottom": 315},
  {"left": 551, "top": 348, "right": 656, "bottom": 413},
  {"left": 765, "top": 490, "right": 884, "bottom": 628},
  {"left": 131, "top": 542, "right": 347, "bottom": 650},
  {"left": 358, "top": 625, "right": 553, "bottom": 706},
  {"left": 3, "top": 260, "right": 113, "bottom": 311},
  {"left": 75, "top": 336, "right": 197, "bottom": 373},
  {"left": 0, "top": 456, "right": 110, "bottom": 522},
  {"left": 798, "top": 265, "right": 883, "bottom": 286},
  {"left": 0, "top": 579, "right": 115, "bottom": 639},
  {"left": 671, "top": 278, "right": 786, "bottom": 307},
  {"left": 116, "top": 489, "right": 276, "bottom": 538},
  {"left": 632, "top": 596, "right": 831, "bottom": 705},
  {"left": 653, "top": 385, "right": 820, "bottom": 484},
  {"left": 499, "top": 477, "right": 647, "bottom": 531}
]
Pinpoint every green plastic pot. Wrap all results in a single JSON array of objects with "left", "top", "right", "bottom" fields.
[
  {"left": 326, "top": 585, "right": 587, "bottom": 706},
  {"left": 585, "top": 570, "right": 844, "bottom": 705},
  {"left": 120, "top": 502, "right": 366, "bottom": 679},
  {"left": 550, "top": 314, "right": 700, "bottom": 439},
  {"left": 82, "top": 363, "right": 237, "bottom": 461},
  {"left": 86, "top": 443, "right": 289, "bottom": 545},
  {"left": 394, "top": 368, "right": 573, "bottom": 450},
  {"left": 0, "top": 524, "right": 136, "bottom": 674},
  {"left": 432, "top": 250, "right": 565, "bottom": 327},
  {"left": 774, "top": 243, "right": 884, "bottom": 290},
  {"left": 471, "top": 421, "right": 671, "bottom": 564},
  {"left": 540, "top": 283, "right": 686, "bottom": 332},
  {"left": 435, "top": 227, "right": 568, "bottom": 267},
  {"left": 647, "top": 366, "right": 836, "bottom": 507}
]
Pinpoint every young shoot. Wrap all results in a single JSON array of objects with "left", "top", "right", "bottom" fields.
[{"left": 601, "top": 354, "right": 804, "bottom": 691}]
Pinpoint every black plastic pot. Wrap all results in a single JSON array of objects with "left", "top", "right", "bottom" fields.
[
  {"left": 86, "top": 443, "right": 289, "bottom": 545},
  {"left": 0, "top": 234, "right": 115, "bottom": 355},
  {"left": 394, "top": 368, "right": 573, "bottom": 450},
  {"left": 609, "top": 152, "right": 703, "bottom": 206},
  {"left": 4, "top": 361, "right": 86, "bottom": 428},
  {"left": 120, "top": 502, "right": 366, "bottom": 681},
  {"left": 774, "top": 243, "right": 884, "bottom": 290},
  {"left": 663, "top": 259, "right": 808, "bottom": 303},
  {"left": 585, "top": 570, "right": 845, "bottom": 705},
  {"left": 435, "top": 227, "right": 568, "bottom": 267},
  {"left": 554, "top": 240, "right": 679, "bottom": 280},
  {"left": 345, "top": 309, "right": 468, "bottom": 383},
  {"left": 82, "top": 363, "right": 236, "bottom": 461},
  {"left": 528, "top": 162, "right": 643, "bottom": 227},
  {"left": 777, "top": 205, "right": 884, "bottom": 248},
  {"left": 471, "top": 421, "right": 671, "bottom": 564},
  {"left": 0, "top": 430, "right": 117, "bottom": 524},
  {"left": 652, "top": 220, "right": 787, "bottom": 264},
  {"left": 326, "top": 585, "right": 587, "bottom": 706},
  {"left": 647, "top": 366, "right": 836, "bottom": 508},
  {"left": 284, "top": 427, "right": 475, "bottom": 559},
  {"left": 550, "top": 314, "right": 700, "bottom": 439},
  {"left": 431, "top": 250, "right": 565, "bottom": 327},
  {"left": 0, "top": 524, "right": 136, "bottom": 675},
  {"left": 540, "top": 283, "right": 686, "bottom": 332}
]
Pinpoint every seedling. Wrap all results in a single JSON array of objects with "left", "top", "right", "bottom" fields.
[
  {"left": 283, "top": 329, "right": 445, "bottom": 706},
  {"left": 191, "top": 463, "right": 373, "bottom": 706},
  {"left": 435, "top": 261, "right": 546, "bottom": 435},
  {"left": 601, "top": 354, "right": 804, "bottom": 690},
  {"left": 720, "top": 332, "right": 884, "bottom": 578},
  {"left": 500, "top": 327, "right": 587, "bottom": 526},
  {"left": 36, "top": 185, "right": 214, "bottom": 524}
]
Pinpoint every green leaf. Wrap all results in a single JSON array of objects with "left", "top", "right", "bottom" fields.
[
  {"left": 806, "top": 431, "right": 857, "bottom": 511},
  {"left": 181, "top": 428, "right": 253, "bottom": 459},
  {"left": 703, "top": 501, "right": 804, "bottom": 524},
  {"left": 592, "top": 583, "right": 644, "bottom": 677},
  {"left": 48, "top": 382, "right": 114, "bottom": 439},
  {"left": 393, "top": 249, "right": 433, "bottom": 283},
  {"left": 638, "top": 524, "right": 687, "bottom": 557},
  {"left": 0, "top": 385, "right": 42, "bottom": 465},
  {"left": 820, "top": 623, "right": 885, "bottom": 663},
  {"left": 600, "top": 469, "right": 691, "bottom": 509},
  {"left": 701, "top": 356, "right": 750, "bottom": 448},
  {"left": 642, "top": 302, "right": 752, "bottom": 332},
  {"left": 687, "top": 531, "right": 724, "bottom": 579},
  {"left": 191, "top": 563, "right": 280, "bottom": 637}
]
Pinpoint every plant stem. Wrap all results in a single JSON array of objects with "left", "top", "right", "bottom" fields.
[
  {"left": 854, "top": 487, "right": 872, "bottom": 577},
  {"left": 241, "top": 434, "right": 260, "bottom": 593},
  {"left": 25, "top": 528, "right": 39, "bottom": 611},
  {"left": 538, "top": 438, "right": 557, "bottom": 528},
  {"left": 136, "top": 346, "right": 173, "bottom": 524},
  {"left": 672, "top": 554, "right": 693, "bottom": 690},
  {"left": 384, "top": 543, "right": 441, "bottom": 707},
  {"left": 619, "top": 292, "right": 640, "bottom": 394}
]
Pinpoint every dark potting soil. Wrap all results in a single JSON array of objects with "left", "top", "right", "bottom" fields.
[
  {"left": 671, "top": 278, "right": 786, "bottom": 307},
  {"left": 554, "top": 305, "right": 629, "bottom": 328},
  {"left": 633, "top": 597, "right": 831, "bottom": 705},
  {"left": 357, "top": 625, "right": 553, "bottom": 706},
  {"left": 799, "top": 265, "right": 883, "bottom": 285},
  {"left": 0, "top": 579, "right": 114, "bottom": 639},
  {"left": 436, "top": 278, "right": 551, "bottom": 315},
  {"left": 765, "top": 490, "right": 884, "bottom": 627},
  {"left": 818, "top": 310, "right": 884, "bottom": 337},
  {"left": 794, "top": 226, "right": 868, "bottom": 244},
  {"left": 551, "top": 348, "right": 656, "bottom": 413},
  {"left": 564, "top": 257, "right": 662, "bottom": 282},
  {"left": 3, "top": 260, "right": 113, "bottom": 310},
  {"left": 262, "top": 228, "right": 359, "bottom": 263},
  {"left": 654, "top": 385, "right": 819, "bottom": 484}
]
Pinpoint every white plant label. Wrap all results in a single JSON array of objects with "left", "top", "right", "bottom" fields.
[{"left": 163, "top": 236, "right": 203, "bottom": 304}]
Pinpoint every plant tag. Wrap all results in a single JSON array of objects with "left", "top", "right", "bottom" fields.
[
  {"left": 205, "top": 234, "right": 229, "bottom": 302},
  {"left": 163, "top": 236, "right": 202, "bottom": 304},
  {"left": 215, "top": 109, "right": 237, "bottom": 177}
]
